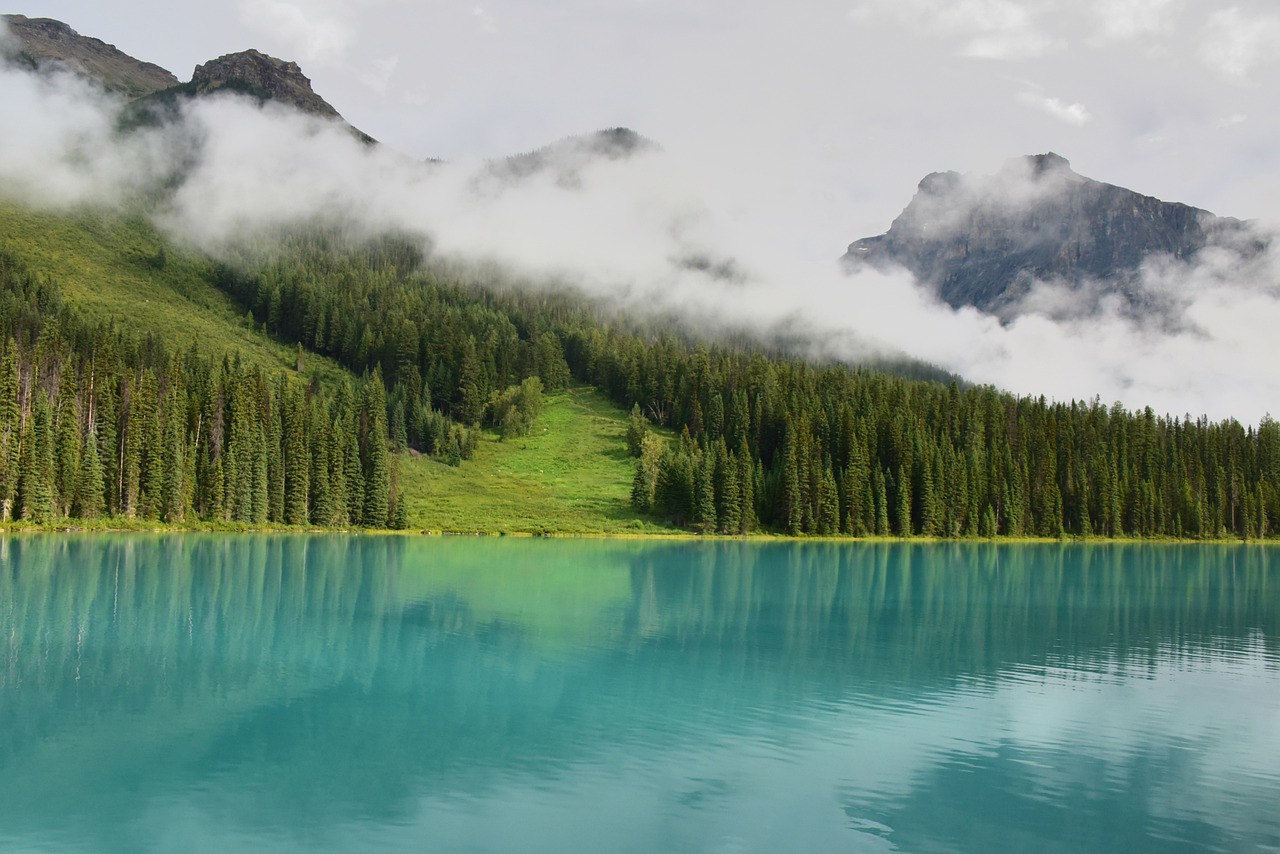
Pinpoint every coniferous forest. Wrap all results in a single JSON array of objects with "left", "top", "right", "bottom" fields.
[{"left": 2, "top": 224, "right": 1279, "bottom": 538}]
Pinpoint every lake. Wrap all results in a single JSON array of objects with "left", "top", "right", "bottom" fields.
[{"left": 1, "top": 536, "right": 1277, "bottom": 853}]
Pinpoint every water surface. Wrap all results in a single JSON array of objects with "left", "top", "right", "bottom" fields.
[{"left": 1, "top": 536, "right": 1277, "bottom": 853}]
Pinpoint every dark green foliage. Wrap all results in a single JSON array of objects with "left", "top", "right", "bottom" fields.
[
  {"left": 625, "top": 403, "right": 648, "bottom": 457},
  {"left": 487, "top": 377, "right": 544, "bottom": 440},
  {"left": 19, "top": 391, "right": 56, "bottom": 524},
  {"left": 0, "top": 253, "right": 392, "bottom": 528},
  {"left": 362, "top": 367, "right": 390, "bottom": 527}
]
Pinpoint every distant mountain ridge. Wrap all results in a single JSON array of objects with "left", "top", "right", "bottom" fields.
[
  {"left": 844, "top": 153, "right": 1256, "bottom": 317},
  {"left": 1, "top": 13, "right": 178, "bottom": 96},
  {"left": 3, "top": 14, "right": 365, "bottom": 137}
]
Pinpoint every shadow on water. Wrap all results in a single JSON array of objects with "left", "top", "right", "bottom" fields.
[{"left": 0, "top": 536, "right": 1276, "bottom": 852}]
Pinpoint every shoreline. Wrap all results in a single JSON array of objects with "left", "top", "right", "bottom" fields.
[{"left": 1, "top": 520, "right": 1276, "bottom": 545}]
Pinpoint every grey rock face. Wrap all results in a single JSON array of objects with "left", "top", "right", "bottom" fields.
[
  {"left": 190, "top": 49, "right": 343, "bottom": 120},
  {"left": 2, "top": 14, "right": 178, "bottom": 97},
  {"left": 844, "top": 153, "right": 1251, "bottom": 317}
]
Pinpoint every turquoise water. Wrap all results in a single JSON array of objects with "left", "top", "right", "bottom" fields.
[{"left": 1, "top": 536, "right": 1277, "bottom": 853}]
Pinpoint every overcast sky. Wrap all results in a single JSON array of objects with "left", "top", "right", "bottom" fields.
[{"left": 24, "top": 0, "right": 1280, "bottom": 245}]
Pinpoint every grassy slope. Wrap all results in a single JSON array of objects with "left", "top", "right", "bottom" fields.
[
  {"left": 399, "top": 386, "right": 678, "bottom": 535},
  {"left": 0, "top": 200, "right": 347, "bottom": 386},
  {"left": 0, "top": 200, "right": 673, "bottom": 534}
]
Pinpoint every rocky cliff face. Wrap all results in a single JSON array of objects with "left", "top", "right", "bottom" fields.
[
  {"left": 844, "top": 153, "right": 1250, "bottom": 317},
  {"left": 2, "top": 14, "right": 178, "bottom": 97},
  {"left": 190, "top": 49, "right": 342, "bottom": 121}
]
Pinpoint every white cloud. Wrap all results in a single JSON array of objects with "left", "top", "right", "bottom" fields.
[
  {"left": 355, "top": 55, "right": 399, "bottom": 97},
  {"left": 5, "top": 45, "right": 1280, "bottom": 422},
  {"left": 1017, "top": 91, "right": 1091, "bottom": 125},
  {"left": 1091, "top": 0, "right": 1175, "bottom": 41},
  {"left": 237, "top": 0, "right": 353, "bottom": 63},
  {"left": 1199, "top": 7, "right": 1280, "bottom": 83},
  {"left": 849, "top": 0, "right": 1061, "bottom": 59},
  {"left": 472, "top": 5, "right": 500, "bottom": 36}
]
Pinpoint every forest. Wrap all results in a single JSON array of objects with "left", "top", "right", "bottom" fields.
[{"left": 2, "top": 224, "right": 1278, "bottom": 538}]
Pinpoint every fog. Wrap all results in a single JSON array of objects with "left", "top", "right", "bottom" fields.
[{"left": 1, "top": 47, "right": 1277, "bottom": 423}]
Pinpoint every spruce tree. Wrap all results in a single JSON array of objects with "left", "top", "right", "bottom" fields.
[
  {"left": 818, "top": 466, "right": 839, "bottom": 536},
  {"left": 283, "top": 385, "right": 310, "bottom": 525},
  {"left": 0, "top": 338, "right": 21, "bottom": 520},
  {"left": 54, "top": 362, "right": 80, "bottom": 517},
  {"left": 20, "top": 391, "right": 56, "bottom": 524},
  {"left": 361, "top": 370, "right": 390, "bottom": 527},
  {"left": 72, "top": 430, "right": 105, "bottom": 519}
]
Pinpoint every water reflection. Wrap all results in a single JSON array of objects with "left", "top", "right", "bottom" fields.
[{"left": 0, "top": 536, "right": 1276, "bottom": 853}]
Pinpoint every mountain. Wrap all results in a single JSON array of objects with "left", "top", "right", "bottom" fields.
[
  {"left": 843, "top": 153, "right": 1254, "bottom": 317},
  {"left": 1, "top": 13, "right": 178, "bottom": 97},
  {"left": 491, "top": 128, "right": 658, "bottom": 181},
  {"left": 2, "top": 15, "right": 370, "bottom": 139},
  {"left": 130, "top": 48, "right": 375, "bottom": 142},
  {"left": 2, "top": 14, "right": 1279, "bottom": 539},
  {"left": 187, "top": 49, "right": 345, "bottom": 121}
]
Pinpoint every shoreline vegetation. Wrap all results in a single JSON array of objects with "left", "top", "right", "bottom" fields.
[{"left": 0, "top": 517, "right": 1275, "bottom": 546}]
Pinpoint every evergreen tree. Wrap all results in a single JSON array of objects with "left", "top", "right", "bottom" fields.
[
  {"left": 19, "top": 391, "right": 56, "bottom": 524},
  {"left": 72, "top": 430, "right": 105, "bottom": 519},
  {"left": 362, "top": 369, "right": 390, "bottom": 527},
  {"left": 818, "top": 466, "right": 839, "bottom": 536}
]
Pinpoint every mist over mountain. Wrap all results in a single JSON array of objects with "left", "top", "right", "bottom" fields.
[
  {"left": 844, "top": 153, "right": 1263, "bottom": 320},
  {"left": 1, "top": 13, "right": 177, "bottom": 97},
  {"left": 4, "top": 12, "right": 1280, "bottom": 422}
]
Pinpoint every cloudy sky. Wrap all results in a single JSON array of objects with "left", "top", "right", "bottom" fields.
[
  {"left": 26, "top": 0, "right": 1280, "bottom": 238},
  {"left": 6, "top": 1, "right": 1280, "bottom": 421}
]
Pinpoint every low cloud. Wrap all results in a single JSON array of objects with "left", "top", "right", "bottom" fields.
[
  {"left": 2, "top": 60, "right": 1279, "bottom": 423},
  {"left": 1017, "top": 91, "right": 1091, "bottom": 125}
]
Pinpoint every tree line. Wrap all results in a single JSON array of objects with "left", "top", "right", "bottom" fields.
[
  {"left": 568, "top": 329, "right": 1280, "bottom": 539},
  {"left": 0, "top": 252, "right": 399, "bottom": 527},
  {"left": 10, "top": 222, "right": 1277, "bottom": 540},
  {"left": 209, "top": 232, "right": 1280, "bottom": 540}
]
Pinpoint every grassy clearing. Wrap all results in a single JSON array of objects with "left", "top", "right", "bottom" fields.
[
  {"left": 397, "top": 386, "right": 681, "bottom": 535},
  {"left": 0, "top": 200, "right": 348, "bottom": 386}
]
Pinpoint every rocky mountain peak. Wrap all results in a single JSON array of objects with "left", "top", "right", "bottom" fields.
[
  {"left": 190, "top": 49, "right": 342, "bottom": 120},
  {"left": 844, "top": 154, "right": 1250, "bottom": 318},
  {"left": 2, "top": 13, "right": 178, "bottom": 97}
]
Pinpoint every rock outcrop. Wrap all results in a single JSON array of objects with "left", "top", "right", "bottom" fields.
[
  {"left": 844, "top": 153, "right": 1252, "bottom": 317},
  {"left": 189, "top": 49, "right": 343, "bottom": 121},
  {"left": 2, "top": 13, "right": 178, "bottom": 97}
]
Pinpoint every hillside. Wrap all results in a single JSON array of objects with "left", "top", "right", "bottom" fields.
[{"left": 0, "top": 201, "right": 652, "bottom": 532}]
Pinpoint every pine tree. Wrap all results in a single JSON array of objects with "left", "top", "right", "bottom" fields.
[
  {"left": 695, "top": 450, "right": 717, "bottom": 534},
  {"left": 736, "top": 438, "right": 756, "bottom": 534},
  {"left": 53, "top": 361, "right": 80, "bottom": 517},
  {"left": 283, "top": 385, "right": 310, "bottom": 525},
  {"left": 72, "top": 430, "right": 105, "bottom": 519},
  {"left": 895, "top": 465, "right": 912, "bottom": 536},
  {"left": 0, "top": 338, "right": 21, "bottom": 520},
  {"left": 361, "top": 369, "right": 390, "bottom": 527},
  {"left": 309, "top": 406, "right": 334, "bottom": 525},
  {"left": 874, "top": 467, "right": 890, "bottom": 536},
  {"left": 818, "top": 466, "right": 839, "bottom": 536},
  {"left": 19, "top": 391, "right": 56, "bottom": 524}
]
